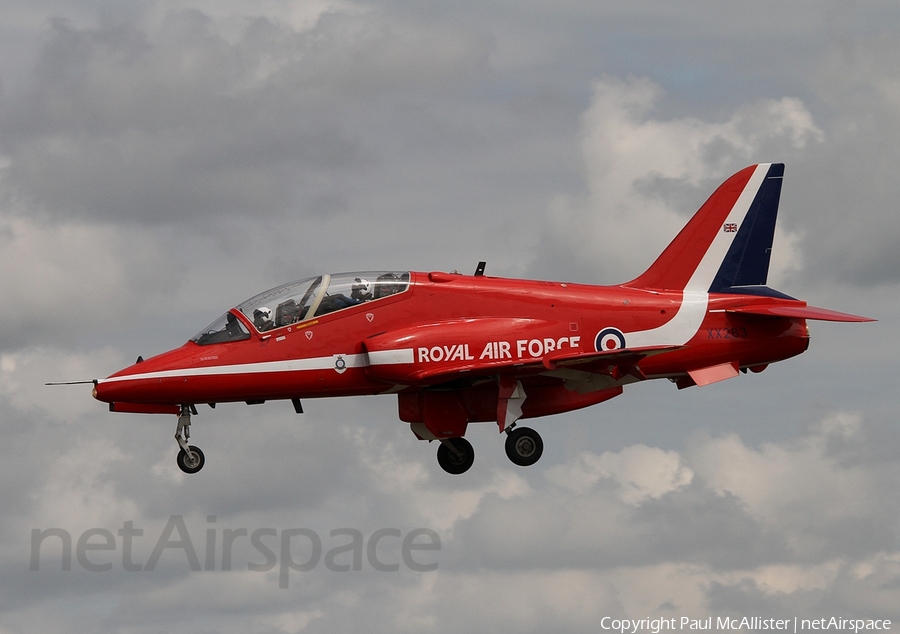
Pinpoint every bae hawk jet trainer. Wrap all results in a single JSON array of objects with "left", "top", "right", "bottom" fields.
[{"left": 64, "top": 164, "right": 873, "bottom": 474}]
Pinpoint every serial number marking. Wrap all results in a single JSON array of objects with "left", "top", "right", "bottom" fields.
[{"left": 707, "top": 327, "right": 748, "bottom": 340}]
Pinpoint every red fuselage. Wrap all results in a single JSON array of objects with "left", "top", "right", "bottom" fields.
[{"left": 93, "top": 271, "right": 809, "bottom": 414}]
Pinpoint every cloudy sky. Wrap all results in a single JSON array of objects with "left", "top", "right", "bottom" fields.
[{"left": 1, "top": 1, "right": 899, "bottom": 631}]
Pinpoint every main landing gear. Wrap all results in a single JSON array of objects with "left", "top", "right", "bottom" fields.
[
  {"left": 436, "top": 438, "right": 475, "bottom": 475},
  {"left": 175, "top": 405, "right": 205, "bottom": 474},
  {"left": 433, "top": 426, "right": 544, "bottom": 475},
  {"left": 504, "top": 425, "right": 543, "bottom": 467}
]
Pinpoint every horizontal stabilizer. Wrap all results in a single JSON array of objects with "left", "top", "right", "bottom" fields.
[{"left": 726, "top": 305, "right": 875, "bottom": 322}]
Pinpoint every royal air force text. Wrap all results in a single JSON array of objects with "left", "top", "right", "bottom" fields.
[{"left": 417, "top": 337, "right": 581, "bottom": 363}]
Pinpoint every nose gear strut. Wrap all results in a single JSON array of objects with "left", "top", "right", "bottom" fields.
[{"left": 175, "top": 405, "right": 205, "bottom": 474}]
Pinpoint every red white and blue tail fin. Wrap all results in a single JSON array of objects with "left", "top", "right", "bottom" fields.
[
  {"left": 627, "top": 163, "right": 785, "bottom": 295},
  {"left": 625, "top": 163, "right": 874, "bottom": 323}
]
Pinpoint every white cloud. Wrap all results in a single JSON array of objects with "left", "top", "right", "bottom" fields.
[
  {"left": 688, "top": 412, "right": 874, "bottom": 532},
  {"left": 434, "top": 410, "right": 900, "bottom": 621},
  {"left": 544, "top": 76, "right": 821, "bottom": 282},
  {"left": 265, "top": 609, "right": 325, "bottom": 634},
  {"left": 546, "top": 444, "right": 693, "bottom": 504},
  {"left": 350, "top": 425, "right": 531, "bottom": 535}
]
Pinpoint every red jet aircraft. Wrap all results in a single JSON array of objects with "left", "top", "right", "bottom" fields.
[{"left": 80, "top": 163, "right": 872, "bottom": 474}]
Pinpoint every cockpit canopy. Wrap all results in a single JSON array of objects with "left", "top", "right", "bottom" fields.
[{"left": 192, "top": 271, "right": 410, "bottom": 345}]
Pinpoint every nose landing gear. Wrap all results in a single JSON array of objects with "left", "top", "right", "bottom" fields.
[{"left": 175, "top": 405, "right": 205, "bottom": 474}]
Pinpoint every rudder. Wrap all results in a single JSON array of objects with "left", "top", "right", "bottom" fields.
[
  {"left": 626, "top": 163, "right": 785, "bottom": 294},
  {"left": 708, "top": 163, "right": 783, "bottom": 293}
]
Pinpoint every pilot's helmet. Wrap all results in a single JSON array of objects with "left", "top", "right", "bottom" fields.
[
  {"left": 352, "top": 278, "right": 370, "bottom": 295},
  {"left": 254, "top": 307, "right": 272, "bottom": 321}
]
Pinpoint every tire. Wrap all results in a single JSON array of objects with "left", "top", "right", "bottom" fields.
[
  {"left": 505, "top": 427, "right": 543, "bottom": 466},
  {"left": 436, "top": 437, "right": 475, "bottom": 475},
  {"left": 177, "top": 445, "right": 205, "bottom": 474}
]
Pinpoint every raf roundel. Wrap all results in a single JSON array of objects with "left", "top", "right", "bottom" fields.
[{"left": 595, "top": 327, "right": 626, "bottom": 352}]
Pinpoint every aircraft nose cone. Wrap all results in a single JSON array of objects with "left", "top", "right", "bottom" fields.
[
  {"left": 92, "top": 377, "right": 119, "bottom": 403},
  {"left": 92, "top": 341, "right": 199, "bottom": 406},
  {"left": 93, "top": 357, "right": 157, "bottom": 404}
]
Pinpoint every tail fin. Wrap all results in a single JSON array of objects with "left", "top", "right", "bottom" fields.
[{"left": 627, "top": 163, "right": 787, "bottom": 296}]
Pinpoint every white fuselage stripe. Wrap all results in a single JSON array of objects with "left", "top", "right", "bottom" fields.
[
  {"left": 98, "top": 348, "right": 415, "bottom": 384},
  {"left": 624, "top": 290, "right": 709, "bottom": 348},
  {"left": 367, "top": 348, "right": 415, "bottom": 365},
  {"left": 624, "top": 164, "right": 770, "bottom": 348},
  {"left": 686, "top": 163, "right": 769, "bottom": 293}
]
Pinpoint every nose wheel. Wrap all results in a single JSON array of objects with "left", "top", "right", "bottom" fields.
[
  {"left": 177, "top": 445, "right": 205, "bottom": 474},
  {"left": 175, "top": 405, "right": 205, "bottom": 474}
]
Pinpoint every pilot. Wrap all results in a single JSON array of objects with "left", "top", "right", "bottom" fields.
[
  {"left": 351, "top": 278, "right": 373, "bottom": 302},
  {"left": 253, "top": 307, "right": 274, "bottom": 331},
  {"left": 374, "top": 272, "right": 403, "bottom": 298}
]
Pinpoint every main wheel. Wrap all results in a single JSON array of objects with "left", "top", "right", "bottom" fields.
[
  {"left": 505, "top": 427, "right": 543, "bottom": 466},
  {"left": 436, "top": 437, "right": 475, "bottom": 475},
  {"left": 177, "top": 445, "right": 205, "bottom": 474}
]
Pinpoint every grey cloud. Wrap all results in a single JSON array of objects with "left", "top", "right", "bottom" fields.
[
  {"left": 742, "top": 32, "right": 900, "bottom": 288},
  {"left": 2, "top": 13, "right": 353, "bottom": 224},
  {"left": 4, "top": 357, "right": 900, "bottom": 630},
  {"left": 450, "top": 483, "right": 783, "bottom": 572},
  {"left": 0, "top": 9, "right": 491, "bottom": 225},
  {"left": 708, "top": 564, "right": 900, "bottom": 621},
  {"left": 1, "top": 1, "right": 899, "bottom": 631}
]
